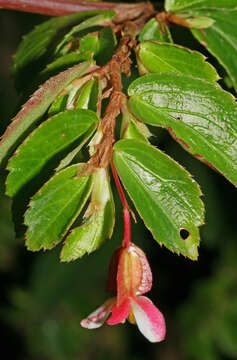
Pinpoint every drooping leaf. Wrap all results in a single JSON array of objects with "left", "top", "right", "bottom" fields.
[
  {"left": 12, "top": 10, "right": 112, "bottom": 87},
  {"left": 137, "top": 41, "right": 219, "bottom": 81},
  {"left": 165, "top": 0, "right": 237, "bottom": 12},
  {"left": 191, "top": 9, "right": 237, "bottom": 92},
  {"left": 0, "top": 61, "right": 92, "bottom": 167},
  {"left": 128, "top": 73, "right": 237, "bottom": 187},
  {"left": 6, "top": 109, "right": 99, "bottom": 196},
  {"left": 113, "top": 139, "right": 204, "bottom": 260},
  {"left": 55, "top": 11, "right": 115, "bottom": 56},
  {"left": 24, "top": 164, "right": 93, "bottom": 251},
  {"left": 61, "top": 168, "right": 114, "bottom": 261},
  {"left": 139, "top": 17, "right": 173, "bottom": 43}
]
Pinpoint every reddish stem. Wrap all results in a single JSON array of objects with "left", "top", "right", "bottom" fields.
[
  {"left": 122, "top": 207, "right": 131, "bottom": 248},
  {"left": 0, "top": 0, "right": 116, "bottom": 16},
  {"left": 111, "top": 163, "right": 131, "bottom": 247},
  {"left": 0, "top": 0, "right": 153, "bottom": 24}
]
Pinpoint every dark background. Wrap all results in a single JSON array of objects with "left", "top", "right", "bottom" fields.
[{"left": 1, "top": 4, "right": 237, "bottom": 360}]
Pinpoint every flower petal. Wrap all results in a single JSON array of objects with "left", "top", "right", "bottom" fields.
[
  {"left": 107, "top": 246, "right": 123, "bottom": 293},
  {"left": 81, "top": 297, "right": 116, "bottom": 329},
  {"left": 131, "top": 296, "right": 166, "bottom": 342},
  {"left": 117, "top": 243, "right": 152, "bottom": 306},
  {"left": 106, "top": 298, "right": 131, "bottom": 325}
]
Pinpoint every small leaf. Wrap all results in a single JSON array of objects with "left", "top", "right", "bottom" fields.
[
  {"left": 55, "top": 11, "right": 115, "bottom": 56},
  {"left": 79, "top": 34, "right": 100, "bottom": 54},
  {"left": 48, "top": 94, "right": 69, "bottom": 117},
  {"left": 139, "top": 17, "right": 173, "bottom": 42},
  {"left": 0, "top": 61, "right": 92, "bottom": 167},
  {"left": 185, "top": 16, "right": 215, "bottom": 29},
  {"left": 128, "top": 73, "right": 237, "bottom": 187},
  {"left": 6, "top": 109, "right": 98, "bottom": 196},
  {"left": 165, "top": 0, "right": 237, "bottom": 12},
  {"left": 25, "top": 164, "right": 93, "bottom": 251},
  {"left": 113, "top": 139, "right": 204, "bottom": 260},
  {"left": 75, "top": 78, "right": 99, "bottom": 112},
  {"left": 56, "top": 79, "right": 101, "bottom": 171},
  {"left": 95, "top": 27, "right": 117, "bottom": 65},
  {"left": 191, "top": 9, "right": 237, "bottom": 92},
  {"left": 12, "top": 10, "right": 109, "bottom": 87},
  {"left": 61, "top": 168, "right": 114, "bottom": 261},
  {"left": 121, "top": 106, "right": 150, "bottom": 143},
  {"left": 137, "top": 41, "right": 219, "bottom": 81}
]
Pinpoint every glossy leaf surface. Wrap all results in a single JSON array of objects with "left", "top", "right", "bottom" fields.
[
  {"left": 0, "top": 61, "right": 91, "bottom": 167},
  {"left": 138, "top": 41, "right": 219, "bottom": 81},
  {"left": 138, "top": 18, "right": 173, "bottom": 43},
  {"left": 25, "top": 165, "right": 93, "bottom": 251},
  {"left": 113, "top": 139, "right": 204, "bottom": 259},
  {"left": 75, "top": 78, "right": 99, "bottom": 112},
  {"left": 6, "top": 109, "right": 98, "bottom": 196},
  {"left": 165, "top": 0, "right": 237, "bottom": 12},
  {"left": 61, "top": 168, "right": 114, "bottom": 261},
  {"left": 191, "top": 9, "right": 237, "bottom": 92},
  {"left": 128, "top": 73, "right": 237, "bottom": 187}
]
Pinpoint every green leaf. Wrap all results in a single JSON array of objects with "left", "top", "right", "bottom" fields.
[
  {"left": 95, "top": 27, "right": 117, "bottom": 65},
  {"left": 75, "top": 78, "right": 99, "bottom": 112},
  {"left": 55, "top": 11, "right": 115, "bottom": 56},
  {"left": 0, "top": 61, "right": 92, "bottom": 167},
  {"left": 113, "top": 139, "right": 204, "bottom": 259},
  {"left": 48, "top": 93, "right": 69, "bottom": 117},
  {"left": 39, "top": 51, "right": 93, "bottom": 82},
  {"left": 128, "top": 73, "right": 237, "bottom": 187},
  {"left": 121, "top": 106, "right": 151, "bottom": 142},
  {"left": 138, "top": 17, "right": 173, "bottom": 42},
  {"left": 56, "top": 79, "right": 101, "bottom": 171},
  {"left": 191, "top": 9, "right": 237, "bottom": 92},
  {"left": 61, "top": 168, "right": 114, "bottom": 261},
  {"left": 6, "top": 109, "right": 98, "bottom": 196},
  {"left": 137, "top": 41, "right": 219, "bottom": 81},
  {"left": 24, "top": 164, "right": 93, "bottom": 251},
  {"left": 165, "top": 0, "right": 237, "bottom": 12},
  {"left": 12, "top": 10, "right": 111, "bottom": 87}
]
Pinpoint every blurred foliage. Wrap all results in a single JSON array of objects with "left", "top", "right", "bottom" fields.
[
  {"left": 178, "top": 239, "right": 237, "bottom": 360},
  {"left": 1, "top": 4, "right": 237, "bottom": 360}
]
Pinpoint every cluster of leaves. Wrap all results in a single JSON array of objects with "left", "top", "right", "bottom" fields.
[{"left": 0, "top": 0, "right": 237, "bottom": 264}]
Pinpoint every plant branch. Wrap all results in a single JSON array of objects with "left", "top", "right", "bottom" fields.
[
  {"left": 0, "top": 0, "right": 155, "bottom": 23},
  {"left": 80, "top": 36, "right": 136, "bottom": 175}
]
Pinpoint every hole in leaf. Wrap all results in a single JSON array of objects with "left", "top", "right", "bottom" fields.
[
  {"left": 180, "top": 228, "right": 190, "bottom": 240},
  {"left": 176, "top": 115, "right": 182, "bottom": 120}
]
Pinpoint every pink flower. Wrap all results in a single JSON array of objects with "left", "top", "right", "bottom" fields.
[{"left": 81, "top": 243, "right": 166, "bottom": 342}]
